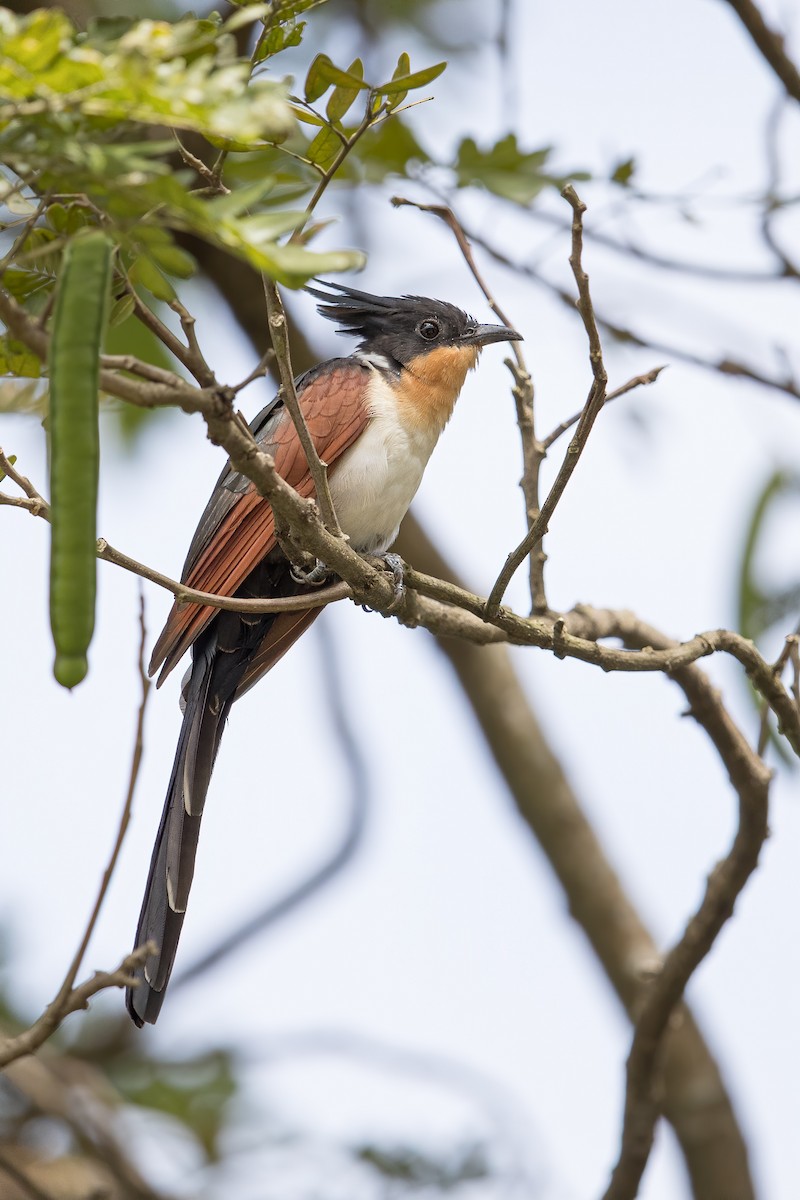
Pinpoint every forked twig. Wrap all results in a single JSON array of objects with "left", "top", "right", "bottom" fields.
[{"left": 485, "top": 186, "right": 608, "bottom": 618}]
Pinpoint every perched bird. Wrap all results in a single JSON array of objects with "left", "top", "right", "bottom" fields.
[{"left": 126, "top": 280, "right": 521, "bottom": 1025}]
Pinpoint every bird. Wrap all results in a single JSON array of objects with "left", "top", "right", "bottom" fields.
[{"left": 126, "top": 280, "right": 521, "bottom": 1026}]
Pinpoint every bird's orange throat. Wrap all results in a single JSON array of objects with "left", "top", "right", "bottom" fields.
[{"left": 397, "top": 344, "right": 481, "bottom": 436}]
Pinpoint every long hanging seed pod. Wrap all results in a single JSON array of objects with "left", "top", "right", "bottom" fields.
[{"left": 48, "top": 231, "right": 112, "bottom": 689}]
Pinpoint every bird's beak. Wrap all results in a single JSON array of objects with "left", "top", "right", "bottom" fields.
[{"left": 463, "top": 323, "right": 523, "bottom": 347}]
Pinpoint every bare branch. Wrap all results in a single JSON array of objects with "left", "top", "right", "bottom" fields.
[
  {"left": 0, "top": 606, "right": 154, "bottom": 1067},
  {"left": 485, "top": 187, "right": 607, "bottom": 617},
  {"left": 289, "top": 90, "right": 386, "bottom": 242},
  {"left": 0, "top": 946, "right": 154, "bottom": 1068},
  {"left": 262, "top": 276, "right": 344, "bottom": 537},
  {"left": 567, "top": 608, "right": 772, "bottom": 1200},
  {"left": 53, "top": 595, "right": 151, "bottom": 1005},
  {"left": 429, "top": 204, "right": 800, "bottom": 403},
  {"left": 722, "top": 0, "right": 800, "bottom": 104},
  {"left": 391, "top": 194, "right": 546, "bottom": 609},
  {"left": 543, "top": 365, "right": 666, "bottom": 449},
  {"left": 168, "top": 293, "right": 217, "bottom": 387},
  {"left": 3, "top": 442, "right": 798, "bottom": 754},
  {"left": 172, "top": 130, "right": 226, "bottom": 193},
  {"left": 398, "top": 513, "right": 756, "bottom": 1200},
  {"left": 99, "top": 354, "right": 186, "bottom": 386}
]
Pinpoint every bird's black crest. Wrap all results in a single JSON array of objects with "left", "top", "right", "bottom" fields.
[{"left": 307, "top": 279, "right": 478, "bottom": 364}]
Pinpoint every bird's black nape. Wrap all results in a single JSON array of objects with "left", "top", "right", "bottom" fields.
[{"left": 306, "top": 279, "right": 482, "bottom": 364}]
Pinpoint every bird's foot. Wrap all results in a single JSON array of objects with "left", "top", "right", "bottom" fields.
[
  {"left": 365, "top": 551, "right": 405, "bottom": 614},
  {"left": 290, "top": 558, "right": 331, "bottom": 586}
]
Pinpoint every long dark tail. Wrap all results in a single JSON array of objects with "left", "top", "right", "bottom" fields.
[
  {"left": 126, "top": 635, "right": 232, "bottom": 1026},
  {"left": 126, "top": 553, "right": 322, "bottom": 1026}
]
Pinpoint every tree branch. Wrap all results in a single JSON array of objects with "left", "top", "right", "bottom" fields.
[
  {"left": 485, "top": 186, "right": 608, "bottom": 617},
  {"left": 263, "top": 276, "right": 344, "bottom": 536},
  {"left": 562, "top": 608, "right": 771, "bottom": 1200},
  {"left": 391, "top": 194, "right": 546, "bottom": 610},
  {"left": 3, "top": 440, "right": 798, "bottom": 754},
  {"left": 426, "top": 201, "right": 800, "bottom": 404},
  {"left": 396, "top": 514, "right": 758, "bottom": 1200},
  {"left": 0, "top": 605, "right": 155, "bottom": 1068},
  {"left": 0, "top": 947, "right": 154, "bottom": 1068},
  {"left": 721, "top": 0, "right": 800, "bottom": 103}
]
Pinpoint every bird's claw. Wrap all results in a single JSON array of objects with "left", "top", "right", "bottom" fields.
[
  {"left": 372, "top": 551, "right": 405, "bottom": 614},
  {"left": 381, "top": 549, "right": 407, "bottom": 609},
  {"left": 290, "top": 558, "right": 331, "bottom": 586}
]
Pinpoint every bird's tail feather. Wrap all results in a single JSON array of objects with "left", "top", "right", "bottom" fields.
[{"left": 126, "top": 641, "right": 231, "bottom": 1027}]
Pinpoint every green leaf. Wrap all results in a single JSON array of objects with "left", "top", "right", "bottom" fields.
[
  {"left": 255, "top": 17, "right": 307, "bottom": 61},
  {"left": 0, "top": 334, "right": 43, "bottom": 378},
  {"left": 326, "top": 58, "right": 364, "bottom": 123},
  {"left": 306, "top": 124, "right": 341, "bottom": 169},
  {"left": 355, "top": 118, "right": 430, "bottom": 182},
  {"left": 147, "top": 242, "right": 196, "bottom": 279},
  {"left": 454, "top": 134, "right": 589, "bottom": 207},
  {"left": 206, "top": 178, "right": 282, "bottom": 219},
  {"left": 3, "top": 268, "right": 53, "bottom": 304},
  {"left": 112, "top": 1049, "right": 238, "bottom": 1162},
  {"left": 611, "top": 157, "right": 636, "bottom": 186},
  {"left": 0, "top": 10, "right": 296, "bottom": 145},
  {"left": 129, "top": 253, "right": 176, "bottom": 302},
  {"left": 222, "top": 3, "right": 273, "bottom": 35},
  {"left": 222, "top": 210, "right": 306, "bottom": 243},
  {"left": 289, "top": 103, "right": 326, "bottom": 127},
  {"left": 108, "top": 294, "right": 135, "bottom": 328},
  {"left": 0, "top": 452, "right": 17, "bottom": 482},
  {"left": 304, "top": 53, "right": 370, "bottom": 103},
  {"left": 385, "top": 51, "right": 410, "bottom": 111},
  {"left": 375, "top": 60, "right": 446, "bottom": 96}
]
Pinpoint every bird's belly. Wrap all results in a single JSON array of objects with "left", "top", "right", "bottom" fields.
[{"left": 328, "top": 412, "right": 432, "bottom": 555}]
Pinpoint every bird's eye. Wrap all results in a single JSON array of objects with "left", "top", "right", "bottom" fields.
[{"left": 419, "top": 319, "right": 440, "bottom": 341}]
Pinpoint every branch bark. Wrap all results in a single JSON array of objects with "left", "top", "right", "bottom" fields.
[
  {"left": 396, "top": 515, "right": 757, "bottom": 1200},
  {"left": 721, "top": 0, "right": 800, "bottom": 103}
]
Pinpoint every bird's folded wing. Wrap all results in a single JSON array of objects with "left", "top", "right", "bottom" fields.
[{"left": 150, "top": 361, "right": 369, "bottom": 683}]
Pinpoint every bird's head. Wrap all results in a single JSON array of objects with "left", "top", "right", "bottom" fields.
[{"left": 308, "top": 280, "right": 522, "bottom": 371}]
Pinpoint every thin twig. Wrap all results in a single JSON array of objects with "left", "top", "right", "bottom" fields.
[
  {"left": 172, "top": 130, "right": 226, "bottom": 192},
  {"left": 120, "top": 268, "right": 218, "bottom": 388},
  {"left": 485, "top": 186, "right": 608, "bottom": 618},
  {"left": 232, "top": 347, "right": 277, "bottom": 394},
  {"left": 99, "top": 354, "right": 186, "bottom": 387},
  {"left": 0, "top": 604, "right": 155, "bottom": 1067},
  {"left": 583, "top": 608, "right": 772, "bottom": 1200},
  {"left": 262, "top": 276, "right": 344, "bottom": 536},
  {"left": 52, "top": 595, "right": 152, "bottom": 1006},
  {"left": 0, "top": 458, "right": 350, "bottom": 611},
  {"left": 758, "top": 622, "right": 800, "bottom": 755},
  {"left": 426, "top": 201, "right": 800, "bottom": 404},
  {"left": 542, "top": 365, "right": 666, "bottom": 450},
  {"left": 168, "top": 295, "right": 217, "bottom": 387},
  {"left": 391, "top": 194, "right": 546, "bottom": 608},
  {"left": 289, "top": 92, "right": 386, "bottom": 243},
  {"left": 722, "top": 0, "right": 800, "bottom": 103},
  {"left": 0, "top": 946, "right": 154, "bottom": 1068}
]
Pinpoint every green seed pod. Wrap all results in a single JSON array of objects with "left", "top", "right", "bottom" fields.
[{"left": 49, "top": 231, "right": 112, "bottom": 689}]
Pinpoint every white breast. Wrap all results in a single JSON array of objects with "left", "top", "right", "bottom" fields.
[{"left": 328, "top": 370, "right": 440, "bottom": 555}]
